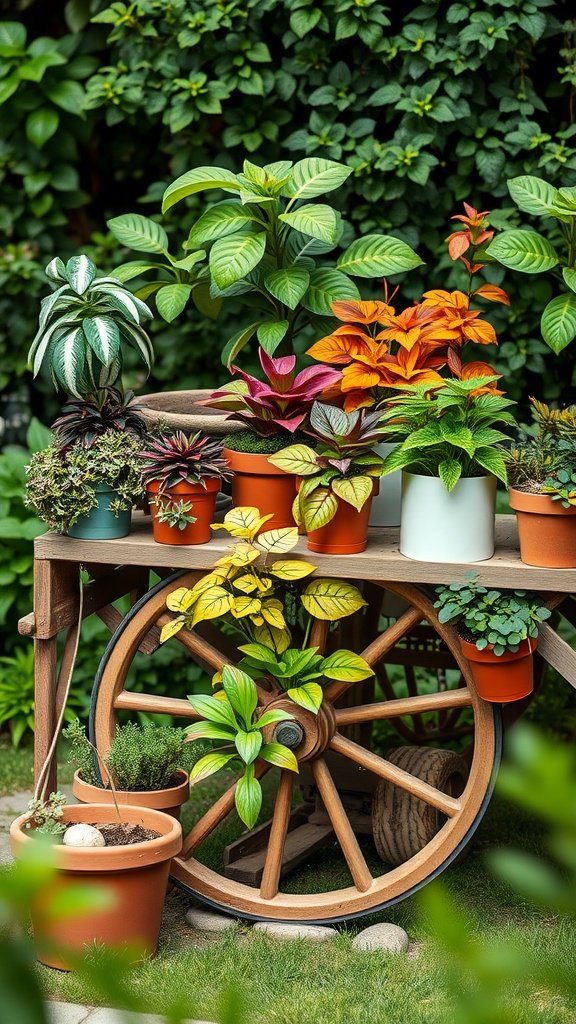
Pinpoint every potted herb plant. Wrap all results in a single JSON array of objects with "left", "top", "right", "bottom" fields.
[
  {"left": 204, "top": 348, "right": 340, "bottom": 530},
  {"left": 269, "top": 402, "right": 386, "bottom": 553},
  {"left": 378, "top": 377, "right": 516, "bottom": 562},
  {"left": 434, "top": 575, "right": 551, "bottom": 702},
  {"left": 506, "top": 398, "right": 576, "bottom": 568},
  {"left": 64, "top": 719, "right": 203, "bottom": 820},
  {"left": 25, "top": 430, "right": 144, "bottom": 539},
  {"left": 139, "top": 430, "right": 231, "bottom": 544},
  {"left": 28, "top": 255, "right": 153, "bottom": 400},
  {"left": 10, "top": 791, "right": 182, "bottom": 970}
]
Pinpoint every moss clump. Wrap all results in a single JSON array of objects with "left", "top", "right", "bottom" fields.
[{"left": 224, "top": 429, "right": 308, "bottom": 454}]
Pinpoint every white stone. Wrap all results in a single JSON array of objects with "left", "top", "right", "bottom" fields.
[
  {"left": 46, "top": 1004, "right": 215, "bottom": 1024},
  {"left": 352, "top": 922, "right": 409, "bottom": 953},
  {"left": 253, "top": 921, "right": 337, "bottom": 941},
  {"left": 63, "top": 824, "right": 105, "bottom": 848},
  {"left": 185, "top": 906, "right": 238, "bottom": 932}
]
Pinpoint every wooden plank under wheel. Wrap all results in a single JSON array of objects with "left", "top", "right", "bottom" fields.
[{"left": 90, "top": 571, "right": 502, "bottom": 923}]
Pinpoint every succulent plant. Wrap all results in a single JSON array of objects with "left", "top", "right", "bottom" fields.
[
  {"left": 203, "top": 348, "right": 341, "bottom": 437},
  {"left": 28, "top": 255, "right": 153, "bottom": 399},
  {"left": 139, "top": 430, "right": 231, "bottom": 492},
  {"left": 51, "top": 388, "right": 147, "bottom": 449}
]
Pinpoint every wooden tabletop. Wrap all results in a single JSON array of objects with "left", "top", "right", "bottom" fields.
[{"left": 33, "top": 513, "right": 576, "bottom": 592}]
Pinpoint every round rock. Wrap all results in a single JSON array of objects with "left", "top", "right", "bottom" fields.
[
  {"left": 352, "top": 923, "right": 409, "bottom": 953},
  {"left": 63, "top": 823, "right": 106, "bottom": 848},
  {"left": 186, "top": 907, "right": 238, "bottom": 933},
  {"left": 253, "top": 922, "right": 337, "bottom": 942}
]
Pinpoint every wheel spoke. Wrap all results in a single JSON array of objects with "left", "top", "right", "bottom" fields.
[
  {"left": 334, "top": 687, "right": 473, "bottom": 727},
  {"left": 114, "top": 691, "right": 200, "bottom": 719},
  {"left": 324, "top": 605, "right": 423, "bottom": 703},
  {"left": 330, "top": 733, "right": 462, "bottom": 818},
  {"left": 311, "top": 758, "right": 373, "bottom": 893},
  {"left": 182, "top": 760, "right": 271, "bottom": 857},
  {"left": 259, "top": 771, "right": 294, "bottom": 900}
]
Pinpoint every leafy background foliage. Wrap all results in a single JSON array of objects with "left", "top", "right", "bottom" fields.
[{"left": 1, "top": 0, "right": 575, "bottom": 738}]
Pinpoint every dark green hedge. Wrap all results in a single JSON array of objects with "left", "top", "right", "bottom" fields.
[{"left": 1, "top": 0, "right": 576, "bottom": 425}]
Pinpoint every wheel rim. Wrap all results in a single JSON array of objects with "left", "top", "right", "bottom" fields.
[{"left": 90, "top": 572, "right": 501, "bottom": 923}]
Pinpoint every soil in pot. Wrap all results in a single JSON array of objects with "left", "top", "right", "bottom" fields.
[
  {"left": 306, "top": 483, "right": 378, "bottom": 554},
  {"left": 147, "top": 478, "right": 220, "bottom": 545},
  {"left": 224, "top": 447, "right": 297, "bottom": 531},
  {"left": 79, "top": 822, "right": 160, "bottom": 844},
  {"left": 67, "top": 485, "right": 131, "bottom": 540},
  {"left": 459, "top": 635, "right": 536, "bottom": 703},
  {"left": 509, "top": 487, "right": 576, "bottom": 568},
  {"left": 72, "top": 768, "right": 189, "bottom": 820},
  {"left": 10, "top": 803, "right": 182, "bottom": 970}
]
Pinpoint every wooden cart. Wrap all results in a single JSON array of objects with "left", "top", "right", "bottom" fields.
[{"left": 19, "top": 514, "right": 576, "bottom": 924}]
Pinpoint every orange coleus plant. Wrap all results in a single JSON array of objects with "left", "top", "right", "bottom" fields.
[{"left": 308, "top": 204, "right": 510, "bottom": 410}]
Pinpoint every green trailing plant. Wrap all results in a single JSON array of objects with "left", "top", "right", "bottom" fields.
[
  {"left": 269, "top": 402, "right": 386, "bottom": 531},
  {"left": 486, "top": 175, "right": 576, "bottom": 355},
  {"left": 237, "top": 642, "right": 372, "bottom": 714},
  {"left": 139, "top": 430, "right": 231, "bottom": 493},
  {"left": 154, "top": 498, "right": 197, "bottom": 530},
  {"left": 506, "top": 397, "right": 576, "bottom": 504},
  {"left": 28, "top": 255, "right": 153, "bottom": 399},
  {"left": 25, "top": 430, "right": 144, "bottom": 533},
  {"left": 185, "top": 664, "right": 299, "bottom": 829},
  {"left": 63, "top": 718, "right": 203, "bottom": 791},
  {"left": 51, "top": 388, "right": 147, "bottom": 450},
  {"left": 109, "top": 156, "right": 422, "bottom": 364},
  {"left": 378, "top": 376, "right": 516, "bottom": 490},
  {"left": 434, "top": 575, "right": 551, "bottom": 657}
]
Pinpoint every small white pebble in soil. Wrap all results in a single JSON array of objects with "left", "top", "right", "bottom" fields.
[{"left": 63, "top": 824, "right": 106, "bottom": 848}]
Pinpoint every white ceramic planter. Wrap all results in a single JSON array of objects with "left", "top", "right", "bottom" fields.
[
  {"left": 400, "top": 472, "right": 496, "bottom": 563},
  {"left": 370, "top": 442, "right": 402, "bottom": 528}
]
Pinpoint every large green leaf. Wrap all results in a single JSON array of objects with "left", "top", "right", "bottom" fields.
[
  {"left": 301, "top": 269, "right": 360, "bottom": 315},
  {"left": 186, "top": 200, "right": 258, "bottom": 247},
  {"left": 257, "top": 319, "right": 289, "bottom": 353},
  {"left": 287, "top": 682, "right": 323, "bottom": 713},
  {"left": 332, "top": 475, "right": 373, "bottom": 511},
  {"left": 540, "top": 293, "right": 576, "bottom": 354},
  {"left": 110, "top": 261, "right": 160, "bottom": 283},
  {"left": 221, "top": 321, "right": 260, "bottom": 367},
  {"left": 155, "top": 283, "right": 192, "bottom": 322},
  {"left": 51, "top": 329, "right": 85, "bottom": 398},
  {"left": 279, "top": 204, "right": 339, "bottom": 244},
  {"left": 187, "top": 693, "right": 237, "bottom": 729},
  {"left": 268, "top": 444, "right": 318, "bottom": 475},
  {"left": 26, "top": 107, "right": 59, "bottom": 148},
  {"left": 82, "top": 316, "right": 120, "bottom": 365},
  {"left": 562, "top": 268, "right": 576, "bottom": 294},
  {"left": 283, "top": 157, "right": 352, "bottom": 200},
  {"left": 221, "top": 665, "right": 258, "bottom": 727},
  {"left": 486, "top": 230, "right": 559, "bottom": 274},
  {"left": 65, "top": 255, "right": 96, "bottom": 295},
  {"left": 190, "top": 751, "right": 237, "bottom": 784},
  {"left": 302, "top": 579, "right": 366, "bottom": 620},
  {"left": 235, "top": 770, "right": 263, "bottom": 828},
  {"left": 301, "top": 488, "right": 338, "bottom": 531},
  {"left": 162, "top": 166, "right": 240, "bottom": 212},
  {"left": 184, "top": 721, "right": 236, "bottom": 742},
  {"left": 264, "top": 267, "right": 310, "bottom": 309},
  {"left": 107, "top": 214, "right": 169, "bottom": 254},
  {"left": 321, "top": 650, "right": 374, "bottom": 682},
  {"left": 438, "top": 458, "right": 462, "bottom": 492},
  {"left": 209, "top": 231, "right": 266, "bottom": 290},
  {"left": 259, "top": 743, "right": 299, "bottom": 772},
  {"left": 337, "top": 234, "right": 423, "bottom": 277},
  {"left": 0, "top": 21, "right": 26, "bottom": 50},
  {"left": 507, "top": 175, "right": 560, "bottom": 218}
]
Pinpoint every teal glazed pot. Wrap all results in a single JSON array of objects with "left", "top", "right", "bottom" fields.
[{"left": 67, "top": 485, "right": 131, "bottom": 540}]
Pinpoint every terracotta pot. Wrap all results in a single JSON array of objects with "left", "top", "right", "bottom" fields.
[
  {"left": 147, "top": 478, "right": 220, "bottom": 545},
  {"left": 459, "top": 637, "right": 536, "bottom": 703},
  {"left": 72, "top": 769, "right": 189, "bottom": 820},
  {"left": 10, "top": 803, "right": 182, "bottom": 970},
  {"left": 138, "top": 389, "right": 243, "bottom": 438},
  {"left": 509, "top": 487, "right": 576, "bottom": 568},
  {"left": 305, "top": 481, "right": 378, "bottom": 554},
  {"left": 223, "top": 448, "right": 297, "bottom": 530}
]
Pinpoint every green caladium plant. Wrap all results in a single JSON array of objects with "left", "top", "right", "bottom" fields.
[
  {"left": 378, "top": 377, "right": 517, "bottom": 491},
  {"left": 28, "top": 255, "right": 153, "bottom": 399},
  {"left": 434, "top": 574, "right": 551, "bottom": 657},
  {"left": 237, "top": 642, "right": 373, "bottom": 714},
  {"left": 109, "top": 156, "right": 423, "bottom": 365},
  {"left": 486, "top": 176, "right": 576, "bottom": 355},
  {"left": 185, "top": 665, "right": 298, "bottom": 828}
]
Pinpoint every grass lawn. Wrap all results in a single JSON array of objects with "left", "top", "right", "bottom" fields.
[{"left": 2, "top": 742, "right": 575, "bottom": 1024}]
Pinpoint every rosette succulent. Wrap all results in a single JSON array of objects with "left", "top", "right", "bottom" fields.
[{"left": 139, "top": 430, "right": 231, "bottom": 493}]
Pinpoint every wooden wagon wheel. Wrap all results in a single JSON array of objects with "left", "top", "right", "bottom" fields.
[{"left": 89, "top": 571, "right": 502, "bottom": 924}]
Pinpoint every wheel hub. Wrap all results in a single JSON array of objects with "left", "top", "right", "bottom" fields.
[{"left": 264, "top": 697, "right": 336, "bottom": 762}]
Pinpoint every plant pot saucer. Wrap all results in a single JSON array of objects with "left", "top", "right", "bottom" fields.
[{"left": 139, "top": 389, "right": 243, "bottom": 438}]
